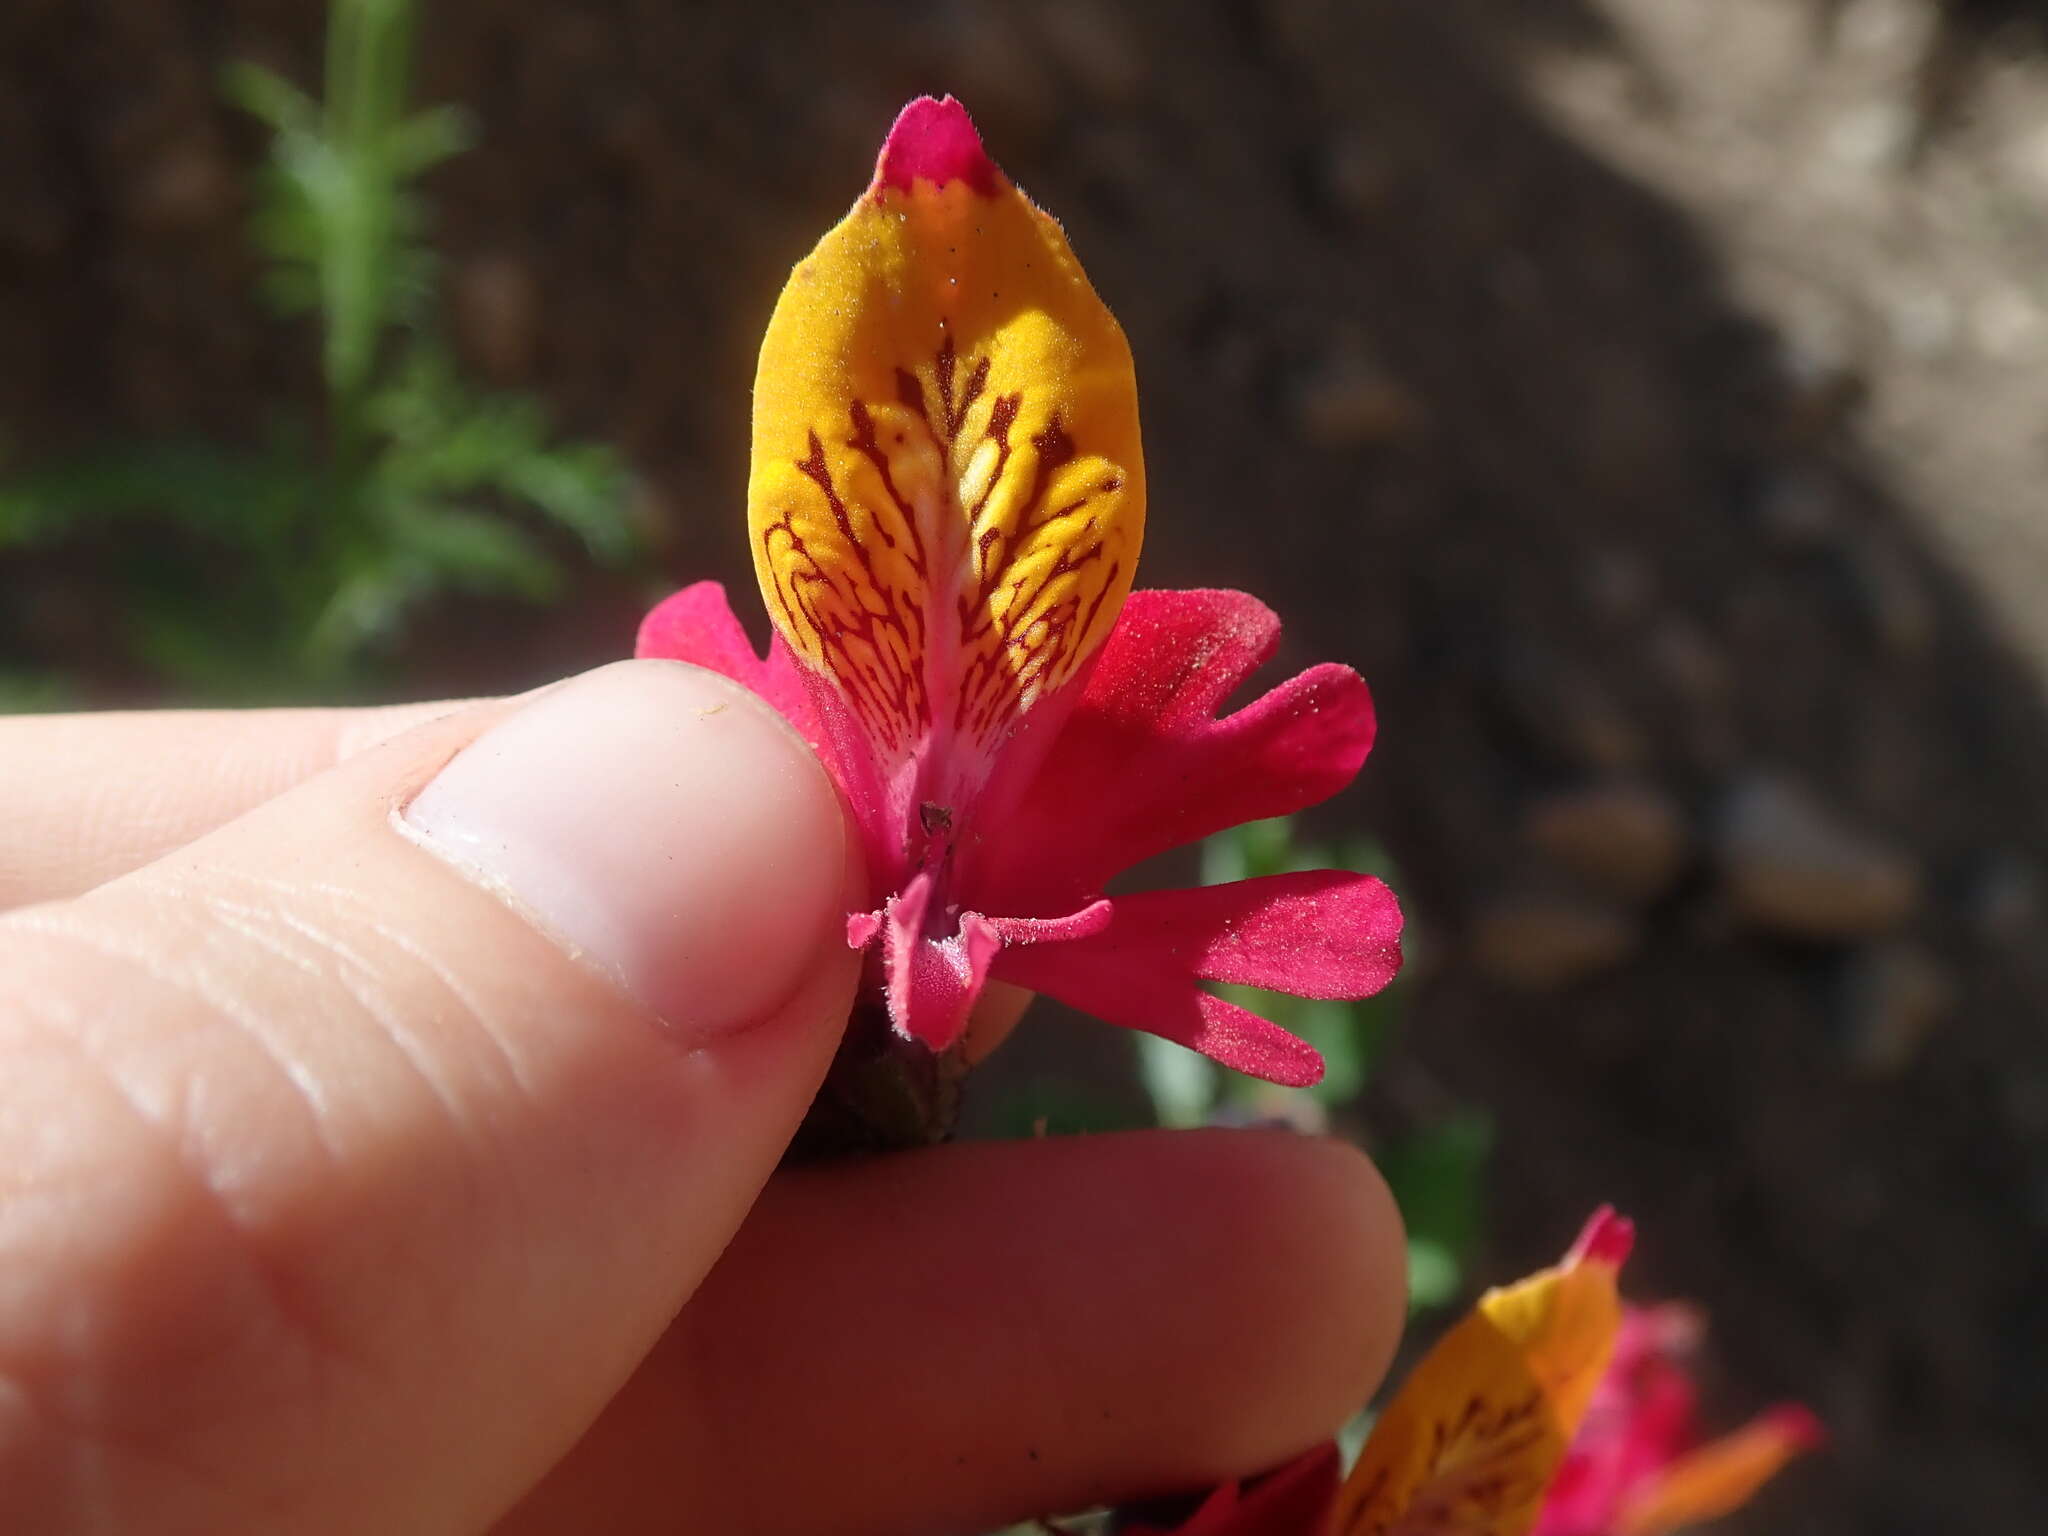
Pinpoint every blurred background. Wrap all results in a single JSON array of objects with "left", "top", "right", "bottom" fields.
[{"left": 4, "top": 0, "right": 2045, "bottom": 1529}]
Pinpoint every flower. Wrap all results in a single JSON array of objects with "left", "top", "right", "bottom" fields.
[
  {"left": 1109, "top": 1211, "right": 1820, "bottom": 1536},
  {"left": 1329, "top": 1207, "right": 1639, "bottom": 1535},
  {"left": 1103, "top": 1209, "right": 1636, "bottom": 1536},
  {"left": 637, "top": 95, "right": 1400, "bottom": 1090},
  {"left": 1534, "top": 1305, "right": 1825, "bottom": 1536}
]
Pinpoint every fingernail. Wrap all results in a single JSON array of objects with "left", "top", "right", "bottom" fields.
[{"left": 401, "top": 660, "right": 846, "bottom": 1035}]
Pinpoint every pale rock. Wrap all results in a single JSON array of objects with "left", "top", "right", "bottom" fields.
[
  {"left": 1470, "top": 892, "right": 1638, "bottom": 991},
  {"left": 1498, "top": 653, "right": 1652, "bottom": 775},
  {"left": 1715, "top": 775, "right": 1919, "bottom": 938},
  {"left": 1525, "top": 781, "right": 1689, "bottom": 904},
  {"left": 1289, "top": 350, "right": 1426, "bottom": 449}
]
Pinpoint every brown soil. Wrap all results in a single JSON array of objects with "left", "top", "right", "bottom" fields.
[{"left": 4, "top": 2, "right": 2044, "bottom": 1529}]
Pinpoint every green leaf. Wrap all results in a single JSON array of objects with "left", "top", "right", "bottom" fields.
[
  {"left": 1405, "top": 1237, "right": 1464, "bottom": 1312},
  {"left": 386, "top": 104, "right": 475, "bottom": 177},
  {"left": 390, "top": 505, "right": 563, "bottom": 600},
  {"left": 1380, "top": 1111, "right": 1493, "bottom": 1313},
  {"left": 1291, "top": 997, "right": 1381, "bottom": 1105},
  {"left": 220, "top": 61, "right": 318, "bottom": 134},
  {"left": 1136, "top": 1033, "right": 1220, "bottom": 1129}
]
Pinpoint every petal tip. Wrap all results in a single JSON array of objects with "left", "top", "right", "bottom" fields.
[
  {"left": 1277, "top": 1050, "right": 1326, "bottom": 1090},
  {"left": 1567, "top": 1205, "right": 1636, "bottom": 1269},
  {"left": 1760, "top": 1403, "right": 1829, "bottom": 1453},
  {"left": 872, "top": 94, "right": 999, "bottom": 196}
]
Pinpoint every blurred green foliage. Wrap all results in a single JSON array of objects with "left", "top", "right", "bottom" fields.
[
  {"left": 0, "top": 0, "right": 634, "bottom": 702},
  {"left": 1137, "top": 819, "right": 1491, "bottom": 1314}
]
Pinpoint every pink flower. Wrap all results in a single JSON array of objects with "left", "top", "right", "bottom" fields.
[
  {"left": 1534, "top": 1305, "right": 1826, "bottom": 1536},
  {"left": 638, "top": 582, "right": 1398, "bottom": 1086},
  {"left": 1100, "top": 1215, "right": 1821, "bottom": 1536},
  {"left": 638, "top": 95, "right": 1400, "bottom": 1090}
]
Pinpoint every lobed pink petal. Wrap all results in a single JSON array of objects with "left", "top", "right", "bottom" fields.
[
  {"left": 989, "top": 872, "right": 1402, "bottom": 1084},
  {"left": 988, "top": 870, "right": 1405, "bottom": 1087},
  {"left": 635, "top": 582, "right": 821, "bottom": 744},
  {"left": 1005, "top": 955, "right": 1327, "bottom": 1087},
  {"left": 1092, "top": 871, "right": 1404, "bottom": 996},
  {"left": 962, "top": 590, "right": 1377, "bottom": 913}
]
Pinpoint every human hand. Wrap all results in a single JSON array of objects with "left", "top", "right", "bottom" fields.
[{"left": 0, "top": 660, "right": 1406, "bottom": 1535}]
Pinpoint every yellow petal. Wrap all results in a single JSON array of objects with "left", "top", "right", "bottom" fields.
[
  {"left": 1614, "top": 1405, "right": 1824, "bottom": 1536},
  {"left": 1328, "top": 1209, "right": 1634, "bottom": 1536},
  {"left": 749, "top": 96, "right": 1144, "bottom": 766}
]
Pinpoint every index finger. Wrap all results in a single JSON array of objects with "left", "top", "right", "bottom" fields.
[{"left": 0, "top": 700, "right": 478, "bottom": 909}]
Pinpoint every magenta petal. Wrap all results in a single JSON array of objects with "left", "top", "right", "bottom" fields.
[
  {"left": 877, "top": 872, "right": 1001, "bottom": 1051},
  {"left": 964, "top": 590, "right": 1378, "bottom": 912},
  {"left": 1100, "top": 871, "right": 1404, "bottom": 996},
  {"left": 870, "top": 895, "right": 1114, "bottom": 1050},
  {"left": 995, "top": 946, "right": 1327, "bottom": 1087},
  {"left": 989, "top": 872, "right": 1403, "bottom": 1087},
  {"left": 635, "top": 582, "right": 821, "bottom": 744},
  {"left": 983, "top": 900, "right": 1114, "bottom": 946}
]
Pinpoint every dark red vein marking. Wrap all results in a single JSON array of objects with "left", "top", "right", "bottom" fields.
[{"left": 950, "top": 354, "right": 990, "bottom": 440}]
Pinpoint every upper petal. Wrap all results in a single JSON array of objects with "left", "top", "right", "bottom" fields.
[{"left": 748, "top": 95, "right": 1144, "bottom": 831}]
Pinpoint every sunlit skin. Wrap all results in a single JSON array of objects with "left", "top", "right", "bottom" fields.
[{"left": 0, "top": 689, "right": 1409, "bottom": 1536}]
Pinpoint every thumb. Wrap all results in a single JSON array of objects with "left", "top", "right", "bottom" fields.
[{"left": 0, "top": 660, "right": 859, "bottom": 1534}]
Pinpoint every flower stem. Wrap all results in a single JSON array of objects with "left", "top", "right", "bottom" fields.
[{"left": 785, "top": 996, "right": 966, "bottom": 1160}]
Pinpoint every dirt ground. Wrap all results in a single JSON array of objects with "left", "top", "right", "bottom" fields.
[{"left": 4, "top": 1, "right": 2045, "bottom": 1529}]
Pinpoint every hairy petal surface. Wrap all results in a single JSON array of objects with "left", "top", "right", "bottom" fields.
[
  {"left": 966, "top": 589, "right": 1376, "bottom": 913},
  {"left": 988, "top": 869, "right": 1404, "bottom": 1089},
  {"left": 1063, "top": 873, "right": 1400, "bottom": 997}
]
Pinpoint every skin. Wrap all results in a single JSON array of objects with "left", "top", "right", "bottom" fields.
[{"left": 0, "top": 668, "right": 1407, "bottom": 1535}]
